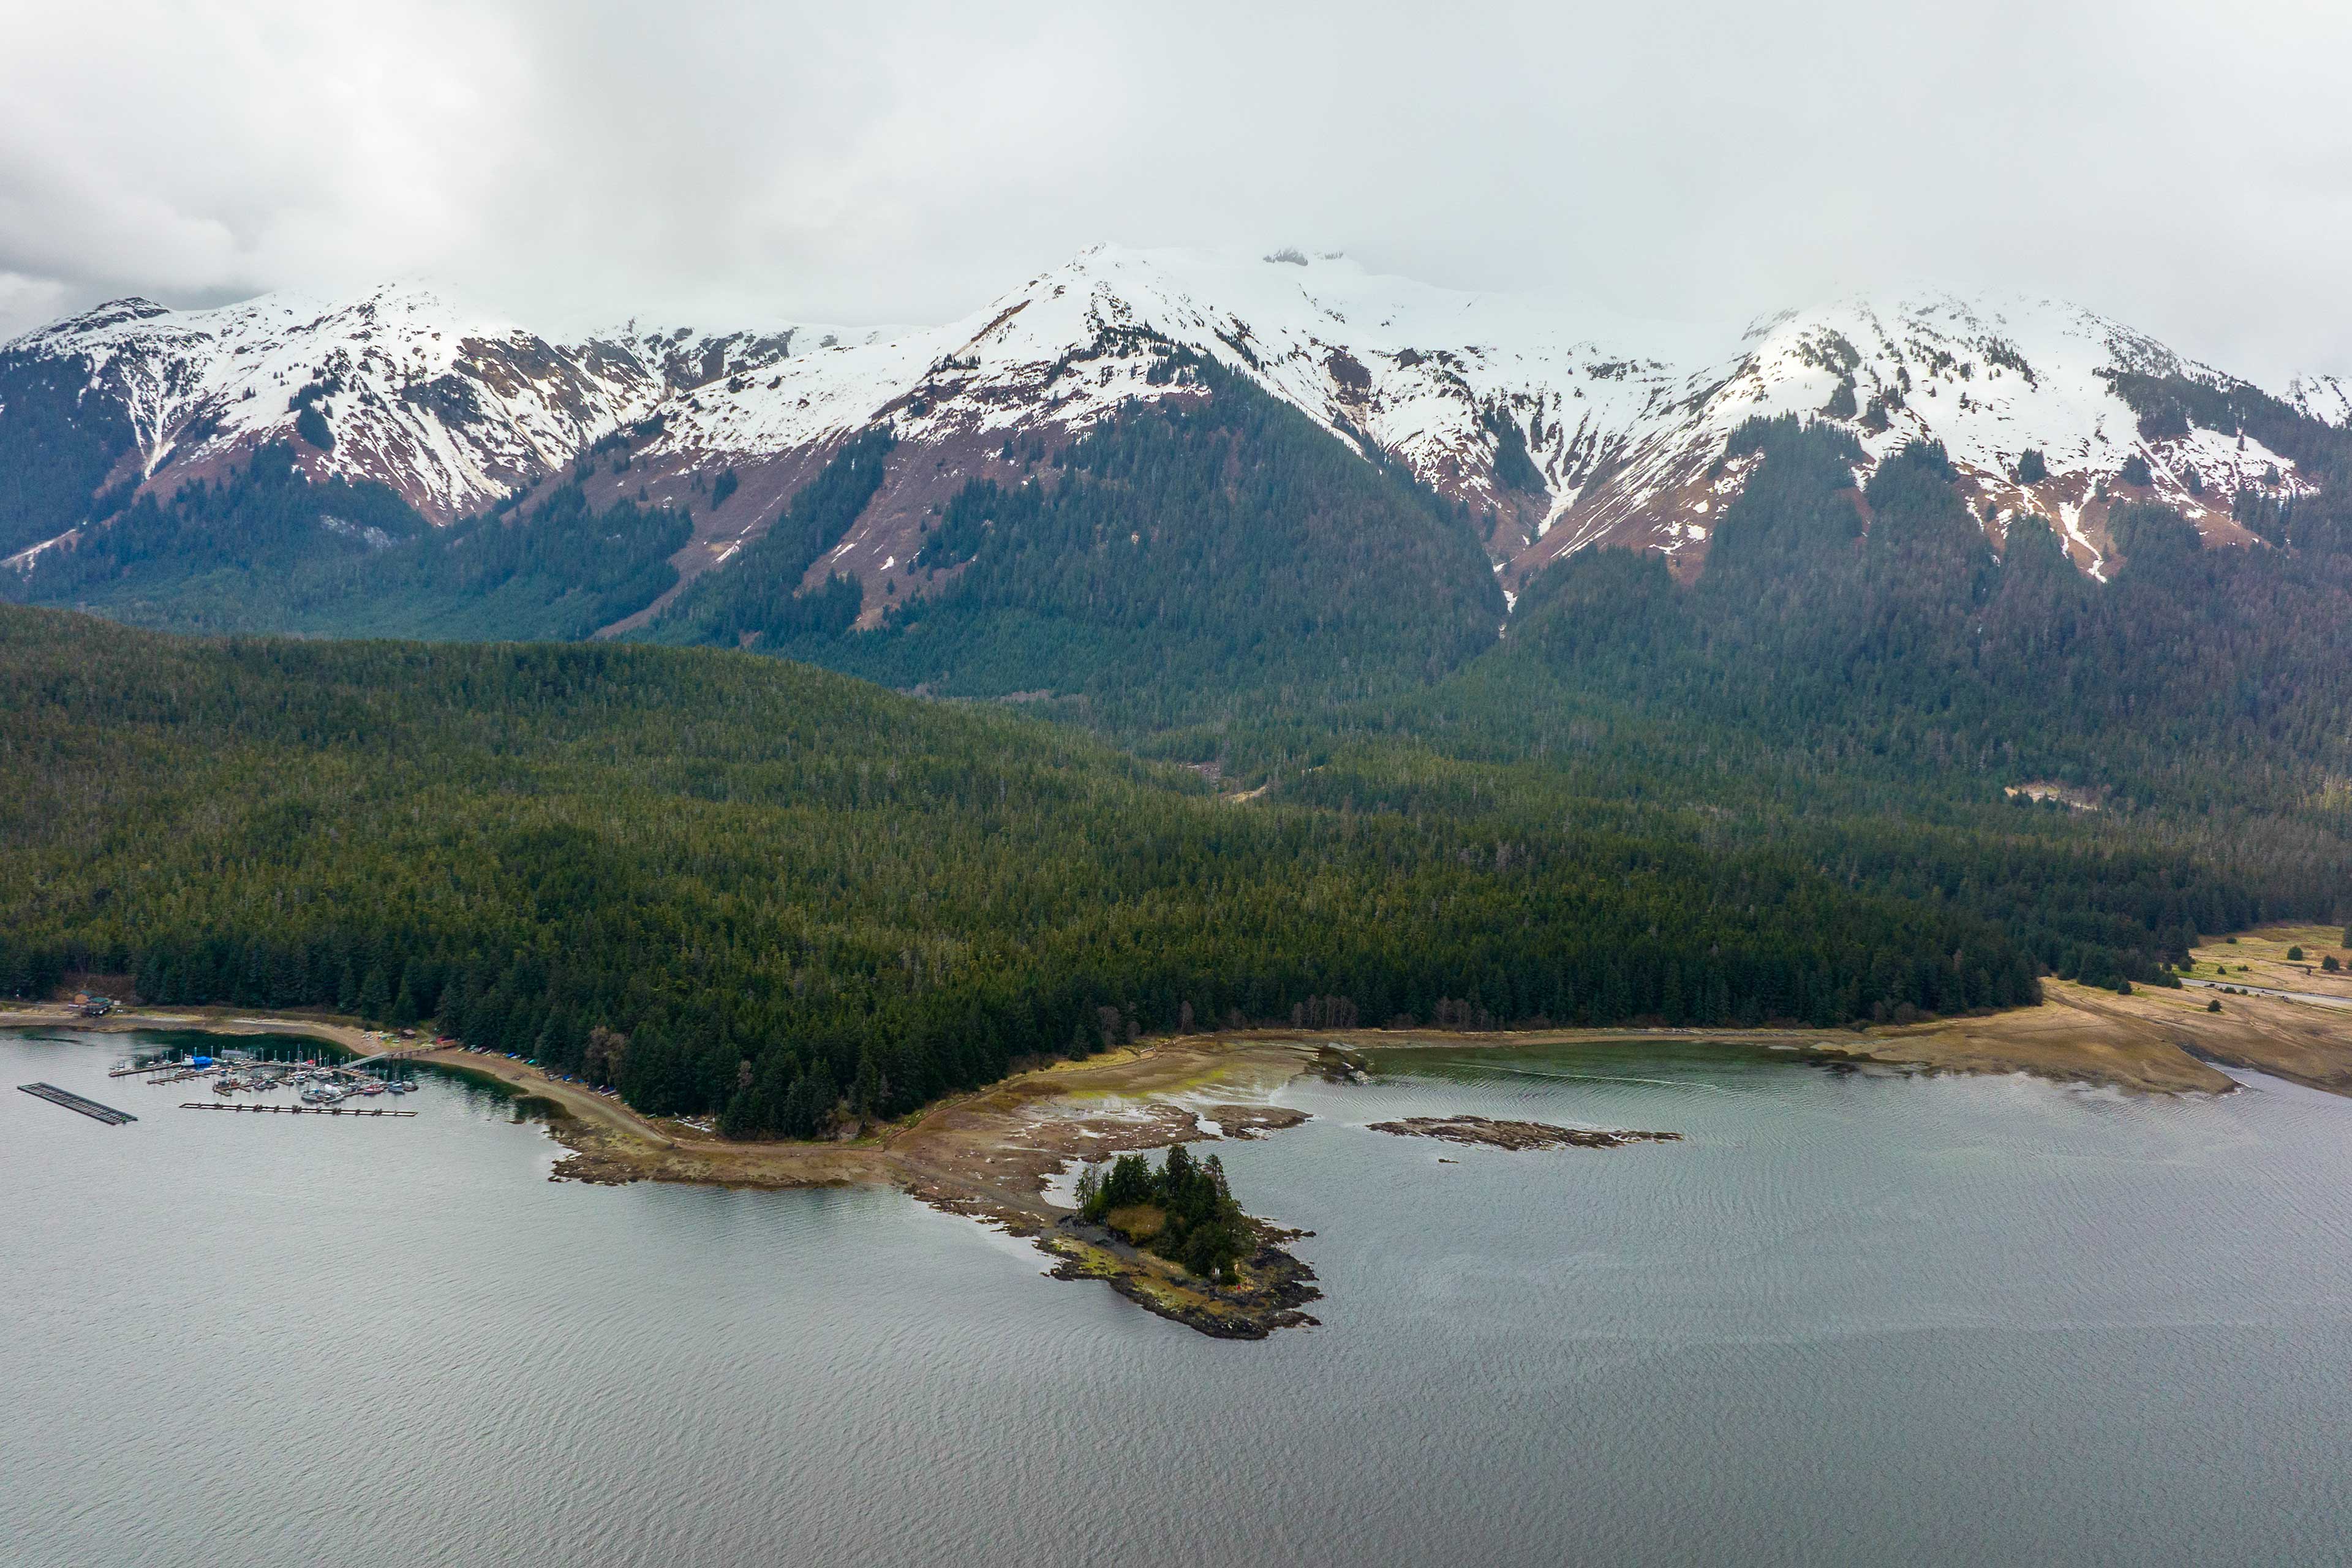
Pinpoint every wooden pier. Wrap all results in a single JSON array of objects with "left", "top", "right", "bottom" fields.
[
  {"left": 18, "top": 1083, "right": 138, "bottom": 1124},
  {"left": 179, "top": 1102, "right": 415, "bottom": 1117}
]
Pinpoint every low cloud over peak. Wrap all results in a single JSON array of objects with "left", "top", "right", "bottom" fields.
[{"left": 6, "top": 1, "right": 2350, "bottom": 382}]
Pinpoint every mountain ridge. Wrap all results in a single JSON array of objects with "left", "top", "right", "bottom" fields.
[{"left": 4, "top": 247, "right": 2340, "bottom": 611}]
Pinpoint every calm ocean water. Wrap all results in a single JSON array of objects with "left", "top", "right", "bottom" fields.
[{"left": 7, "top": 1028, "right": 2350, "bottom": 1567}]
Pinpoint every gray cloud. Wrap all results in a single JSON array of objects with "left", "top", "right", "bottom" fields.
[{"left": 2, "top": 0, "right": 2346, "bottom": 380}]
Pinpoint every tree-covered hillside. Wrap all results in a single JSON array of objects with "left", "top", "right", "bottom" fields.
[
  {"left": 7, "top": 447, "right": 692, "bottom": 643},
  {"left": 0, "top": 345, "right": 138, "bottom": 560},
  {"left": 1382, "top": 414, "right": 2352, "bottom": 815},
  {"left": 13, "top": 360, "right": 1510, "bottom": 729},
  {"left": 1, "top": 604, "right": 2041, "bottom": 1136},
  {"left": 643, "top": 427, "right": 895, "bottom": 649},
  {"left": 1179, "top": 415, "right": 2352, "bottom": 992},
  {"left": 646, "top": 358, "right": 1508, "bottom": 728}
]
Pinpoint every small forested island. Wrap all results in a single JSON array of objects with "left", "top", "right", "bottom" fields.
[
  {"left": 1053, "top": 1145, "right": 1321, "bottom": 1338},
  {"left": 1076, "top": 1145, "right": 1251, "bottom": 1280}
]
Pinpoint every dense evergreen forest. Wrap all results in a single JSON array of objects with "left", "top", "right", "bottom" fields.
[
  {"left": 0, "top": 345, "right": 139, "bottom": 560},
  {"left": 4, "top": 445, "right": 692, "bottom": 643},
  {"left": 1166, "top": 415, "right": 2352, "bottom": 992},
  {"left": 811, "top": 358, "right": 1506, "bottom": 725},
  {"left": 2, "top": 604, "right": 2046, "bottom": 1136},
  {"left": 1191, "top": 417, "right": 2352, "bottom": 988}
]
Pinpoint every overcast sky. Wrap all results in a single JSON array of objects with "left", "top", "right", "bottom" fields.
[{"left": 2, "top": 0, "right": 2345, "bottom": 379}]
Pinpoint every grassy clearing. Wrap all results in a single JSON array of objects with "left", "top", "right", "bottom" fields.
[
  {"left": 2187, "top": 924, "right": 2352, "bottom": 998},
  {"left": 1104, "top": 1204, "right": 1166, "bottom": 1244}
]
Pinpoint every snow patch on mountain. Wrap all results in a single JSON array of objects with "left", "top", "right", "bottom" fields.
[{"left": 2283, "top": 372, "right": 2352, "bottom": 429}]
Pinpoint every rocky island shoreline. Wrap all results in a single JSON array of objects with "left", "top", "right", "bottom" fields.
[{"left": 1038, "top": 1216, "right": 1323, "bottom": 1340}]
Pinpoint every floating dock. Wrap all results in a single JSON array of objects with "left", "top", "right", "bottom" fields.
[
  {"left": 179, "top": 1102, "right": 414, "bottom": 1117},
  {"left": 18, "top": 1083, "right": 138, "bottom": 1124}
]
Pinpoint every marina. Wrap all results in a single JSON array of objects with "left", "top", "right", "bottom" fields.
[
  {"left": 180, "top": 1101, "right": 415, "bottom": 1117},
  {"left": 108, "top": 1058, "right": 195, "bottom": 1077},
  {"left": 88, "top": 1041, "right": 429, "bottom": 1117}
]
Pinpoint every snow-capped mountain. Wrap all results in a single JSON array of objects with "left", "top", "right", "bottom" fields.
[
  {"left": 1529, "top": 287, "right": 2307, "bottom": 582},
  {"left": 0, "top": 284, "right": 674, "bottom": 528},
  {"left": 603, "top": 246, "right": 1704, "bottom": 609},
  {"left": 577, "top": 249, "right": 2316, "bottom": 611},
  {"left": 2, "top": 246, "right": 2331, "bottom": 605}
]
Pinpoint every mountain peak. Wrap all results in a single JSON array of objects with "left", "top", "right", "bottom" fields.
[
  {"left": 0, "top": 276, "right": 669, "bottom": 524},
  {"left": 77, "top": 295, "right": 172, "bottom": 327},
  {"left": 4, "top": 295, "right": 170, "bottom": 350}
]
